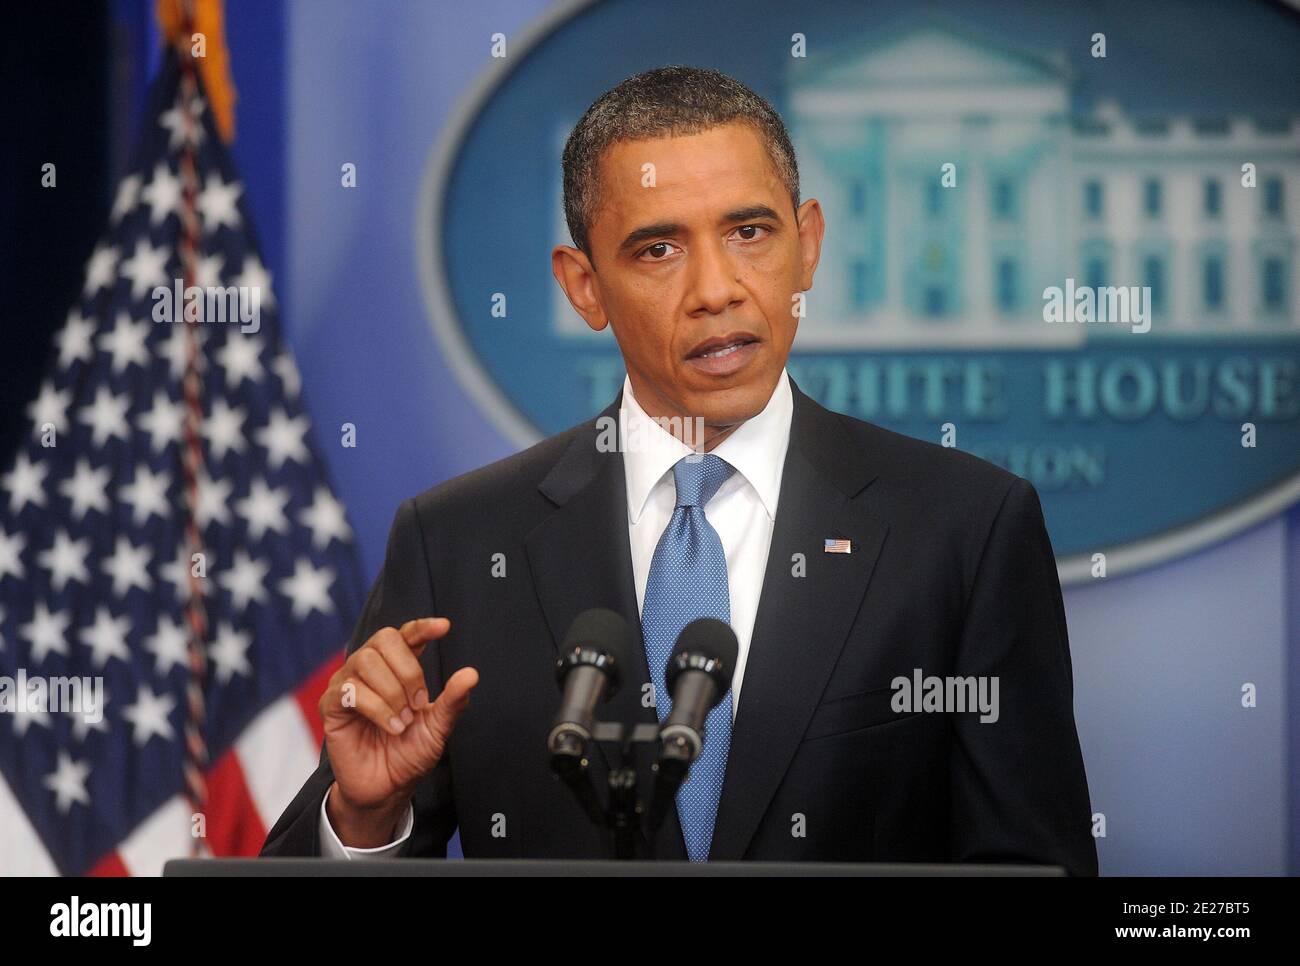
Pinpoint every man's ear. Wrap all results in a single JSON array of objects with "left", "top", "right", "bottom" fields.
[
  {"left": 795, "top": 198, "right": 825, "bottom": 293},
  {"left": 551, "top": 244, "right": 609, "bottom": 332}
]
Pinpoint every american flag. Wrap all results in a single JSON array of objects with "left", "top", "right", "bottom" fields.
[{"left": 0, "top": 48, "right": 363, "bottom": 874}]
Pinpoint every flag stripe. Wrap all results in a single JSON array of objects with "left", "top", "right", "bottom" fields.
[
  {"left": 294, "top": 653, "right": 342, "bottom": 750},
  {"left": 89, "top": 850, "right": 130, "bottom": 877},
  {"left": 205, "top": 747, "right": 268, "bottom": 857},
  {"left": 235, "top": 693, "right": 321, "bottom": 835},
  {"left": 0, "top": 772, "right": 59, "bottom": 875},
  {"left": 117, "top": 794, "right": 200, "bottom": 877}
]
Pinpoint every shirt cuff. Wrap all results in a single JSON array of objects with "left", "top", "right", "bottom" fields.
[{"left": 319, "top": 785, "right": 414, "bottom": 859}]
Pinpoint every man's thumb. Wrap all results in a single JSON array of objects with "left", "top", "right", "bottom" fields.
[{"left": 426, "top": 667, "right": 479, "bottom": 737}]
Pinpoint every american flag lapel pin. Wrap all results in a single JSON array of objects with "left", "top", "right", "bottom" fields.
[{"left": 824, "top": 537, "right": 853, "bottom": 554}]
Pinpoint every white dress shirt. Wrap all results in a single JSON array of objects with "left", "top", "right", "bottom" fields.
[
  {"left": 319, "top": 783, "right": 413, "bottom": 858},
  {"left": 621, "top": 367, "right": 793, "bottom": 717},
  {"left": 319, "top": 369, "right": 794, "bottom": 857}
]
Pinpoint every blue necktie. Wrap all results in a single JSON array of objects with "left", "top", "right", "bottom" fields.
[{"left": 641, "top": 453, "right": 736, "bottom": 861}]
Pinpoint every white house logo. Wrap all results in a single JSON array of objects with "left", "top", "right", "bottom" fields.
[{"left": 418, "top": 2, "right": 1300, "bottom": 583}]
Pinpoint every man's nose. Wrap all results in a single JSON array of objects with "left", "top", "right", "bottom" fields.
[{"left": 684, "top": 237, "right": 746, "bottom": 314}]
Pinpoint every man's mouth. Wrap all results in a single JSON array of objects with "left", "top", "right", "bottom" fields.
[
  {"left": 684, "top": 331, "right": 762, "bottom": 376},
  {"left": 686, "top": 332, "right": 760, "bottom": 360},
  {"left": 697, "top": 341, "right": 747, "bottom": 359}
]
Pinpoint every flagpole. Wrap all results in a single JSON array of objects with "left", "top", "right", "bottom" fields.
[{"left": 170, "top": 0, "right": 212, "bottom": 858}]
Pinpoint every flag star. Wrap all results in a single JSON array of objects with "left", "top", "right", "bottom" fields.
[
  {"left": 121, "top": 684, "right": 177, "bottom": 746},
  {"left": 137, "top": 390, "right": 185, "bottom": 454},
  {"left": 80, "top": 607, "right": 131, "bottom": 668},
  {"left": 204, "top": 398, "right": 247, "bottom": 460},
  {"left": 140, "top": 161, "right": 182, "bottom": 226},
  {"left": 195, "top": 252, "right": 225, "bottom": 288},
  {"left": 119, "top": 464, "right": 172, "bottom": 526},
  {"left": 43, "top": 753, "right": 91, "bottom": 813},
  {"left": 198, "top": 173, "right": 242, "bottom": 232},
  {"left": 102, "top": 536, "right": 153, "bottom": 597},
  {"left": 77, "top": 386, "right": 132, "bottom": 448},
  {"left": 110, "top": 172, "right": 142, "bottom": 223},
  {"left": 159, "top": 324, "right": 197, "bottom": 381},
  {"left": 98, "top": 312, "right": 150, "bottom": 375},
  {"left": 279, "top": 558, "right": 335, "bottom": 620},
  {"left": 238, "top": 479, "right": 290, "bottom": 540},
  {"left": 38, "top": 530, "right": 91, "bottom": 593},
  {"left": 217, "top": 549, "right": 270, "bottom": 611},
  {"left": 119, "top": 237, "right": 171, "bottom": 300},
  {"left": 11, "top": 702, "right": 52, "bottom": 736},
  {"left": 215, "top": 334, "right": 264, "bottom": 387},
  {"left": 159, "top": 545, "right": 208, "bottom": 604},
  {"left": 194, "top": 468, "right": 234, "bottom": 529},
  {"left": 233, "top": 254, "right": 275, "bottom": 308},
  {"left": 27, "top": 381, "right": 72, "bottom": 436},
  {"left": 255, "top": 408, "right": 310, "bottom": 470},
  {"left": 301, "top": 487, "right": 351, "bottom": 550},
  {"left": 158, "top": 99, "right": 205, "bottom": 149},
  {"left": 56, "top": 310, "right": 97, "bottom": 369},
  {"left": 21, "top": 601, "right": 70, "bottom": 663},
  {"left": 272, "top": 353, "right": 301, "bottom": 398},
  {"left": 143, "top": 615, "right": 190, "bottom": 676},
  {"left": 57, "top": 459, "right": 111, "bottom": 522},
  {"left": 2, "top": 452, "right": 49, "bottom": 513},
  {"left": 210, "top": 623, "right": 253, "bottom": 683},
  {"left": 0, "top": 527, "right": 25, "bottom": 581},
  {"left": 82, "top": 243, "right": 119, "bottom": 296}
]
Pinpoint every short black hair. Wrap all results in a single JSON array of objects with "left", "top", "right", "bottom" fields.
[{"left": 561, "top": 65, "right": 801, "bottom": 258}]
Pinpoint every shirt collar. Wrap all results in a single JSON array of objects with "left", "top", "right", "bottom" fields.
[{"left": 619, "top": 368, "right": 793, "bottom": 525}]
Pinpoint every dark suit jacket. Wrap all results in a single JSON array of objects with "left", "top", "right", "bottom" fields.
[{"left": 261, "top": 378, "right": 1098, "bottom": 874}]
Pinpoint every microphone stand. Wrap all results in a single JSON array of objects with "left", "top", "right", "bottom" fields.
[{"left": 551, "top": 720, "right": 661, "bottom": 860}]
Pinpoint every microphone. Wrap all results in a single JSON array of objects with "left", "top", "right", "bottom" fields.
[
  {"left": 657, "top": 617, "right": 739, "bottom": 781},
  {"left": 548, "top": 608, "right": 633, "bottom": 768}
]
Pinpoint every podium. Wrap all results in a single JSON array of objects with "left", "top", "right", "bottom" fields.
[{"left": 164, "top": 858, "right": 1065, "bottom": 876}]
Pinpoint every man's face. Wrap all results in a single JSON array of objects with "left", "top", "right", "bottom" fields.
[{"left": 553, "top": 120, "right": 824, "bottom": 442}]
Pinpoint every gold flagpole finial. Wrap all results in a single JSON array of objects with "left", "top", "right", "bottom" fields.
[{"left": 155, "top": 0, "right": 237, "bottom": 143}]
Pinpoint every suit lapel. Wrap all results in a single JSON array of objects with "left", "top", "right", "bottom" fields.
[
  {"left": 709, "top": 379, "right": 888, "bottom": 860},
  {"left": 524, "top": 395, "right": 688, "bottom": 859}
]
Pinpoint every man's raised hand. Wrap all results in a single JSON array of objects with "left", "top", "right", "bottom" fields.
[{"left": 320, "top": 617, "right": 478, "bottom": 846}]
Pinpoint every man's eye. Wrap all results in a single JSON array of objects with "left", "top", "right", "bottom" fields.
[
  {"left": 639, "top": 242, "right": 675, "bottom": 261},
  {"left": 734, "top": 225, "right": 769, "bottom": 241}
]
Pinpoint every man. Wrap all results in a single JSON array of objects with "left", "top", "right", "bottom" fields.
[{"left": 261, "top": 66, "right": 1098, "bottom": 873}]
